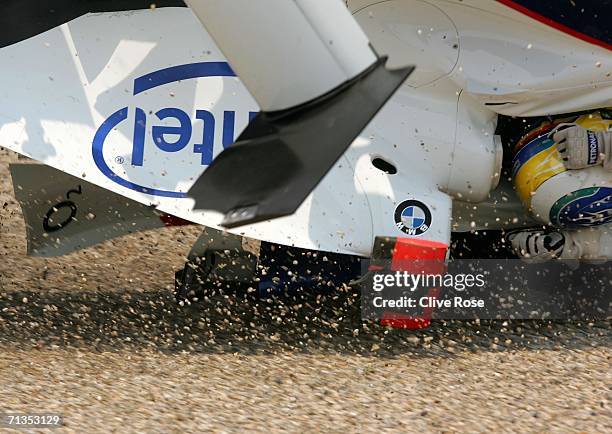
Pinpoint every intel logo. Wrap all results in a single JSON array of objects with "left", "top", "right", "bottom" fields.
[{"left": 92, "top": 62, "right": 257, "bottom": 197}]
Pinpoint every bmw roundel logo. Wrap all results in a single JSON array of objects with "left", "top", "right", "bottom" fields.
[{"left": 394, "top": 200, "right": 432, "bottom": 236}]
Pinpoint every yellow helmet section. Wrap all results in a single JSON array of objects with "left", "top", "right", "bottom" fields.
[{"left": 512, "top": 111, "right": 612, "bottom": 210}]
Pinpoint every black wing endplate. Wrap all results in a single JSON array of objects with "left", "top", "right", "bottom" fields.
[{"left": 188, "top": 56, "right": 414, "bottom": 228}]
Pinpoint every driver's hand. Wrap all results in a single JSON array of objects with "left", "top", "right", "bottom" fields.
[
  {"left": 553, "top": 125, "right": 611, "bottom": 170},
  {"left": 507, "top": 229, "right": 565, "bottom": 262}
]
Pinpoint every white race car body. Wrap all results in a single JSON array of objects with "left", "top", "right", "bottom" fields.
[{"left": 1, "top": 1, "right": 610, "bottom": 257}]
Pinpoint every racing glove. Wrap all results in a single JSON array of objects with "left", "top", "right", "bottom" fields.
[
  {"left": 552, "top": 125, "right": 612, "bottom": 170},
  {"left": 507, "top": 230, "right": 565, "bottom": 262},
  {"left": 508, "top": 227, "right": 612, "bottom": 263}
]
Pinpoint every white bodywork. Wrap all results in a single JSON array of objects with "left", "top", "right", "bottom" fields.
[
  {"left": 185, "top": 0, "right": 377, "bottom": 111},
  {"left": 350, "top": 0, "right": 612, "bottom": 116},
  {"left": 0, "top": 2, "right": 610, "bottom": 256}
]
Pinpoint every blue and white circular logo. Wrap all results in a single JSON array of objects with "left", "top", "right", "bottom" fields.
[{"left": 394, "top": 200, "right": 432, "bottom": 236}]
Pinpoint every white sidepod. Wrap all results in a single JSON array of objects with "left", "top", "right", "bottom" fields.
[
  {"left": 423, "top": 0, "right": 611, "bottom": 116},
  {"left": 350, "top": 0, "right": 502, "bottom": 248},
  {"left": 351, "top": 0, "right": 612, "bottom": 116},
  {"left": 447, "top": 92, "right": 503, "bottom": 202},
  {"left": 342, "top": 78, "right": 501, "bottom": 249}
]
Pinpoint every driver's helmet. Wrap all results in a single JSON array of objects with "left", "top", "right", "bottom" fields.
[{"left": 512, "top": 110, "right": 612, "bottom": 228}]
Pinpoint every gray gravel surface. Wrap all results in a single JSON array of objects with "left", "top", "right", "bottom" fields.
[{"left": 1, "top": 147, "right": 610, "bottom": 433}]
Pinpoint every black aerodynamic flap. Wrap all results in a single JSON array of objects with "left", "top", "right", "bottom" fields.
[{"left": 188, "top": 56, "right": 414, "bottom": 228}]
